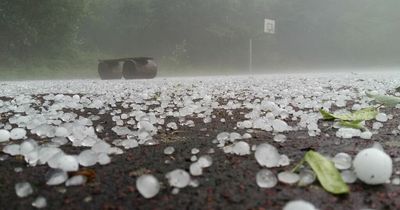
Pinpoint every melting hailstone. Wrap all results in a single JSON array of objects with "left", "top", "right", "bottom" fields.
[
  {"left": 97, "top": 153, "right": 111, "bottom": 165},
  {"left": 121, "top": 139, "right": 139, "bottom": 149},
  {"left": 278, "top": 171, "right": 300, "bottom": 184},
  {"left": 197, "top": 155, "right": 213, "bottom": 168},
  {"left": 375, "top": 113, "right": 388, "bottom": 122},
  {"left": 232, "top": 141, "right": 250, "bottom": 156},
  {"left": 336, "top": 128, "right": 361, "bottom": 138},
  {"left": 56, "top": 155, "right": 79, "bottom": 172},
  {"left": 55, "top": 127, "right": 69, "bottom": 137},
  {"left": 78, "top": 150, "right": 98, "bottom": 167},
  {"left": 273, "top": 134, "right": 287, "bottom": 143},
  {"left": 360, "top": 131, "right": 372, "bottom": 139},
  {"left": 15, "top": 182, "right": 33, "bottom": 198},
  {"left": 332, "top": 152, "right": 352, "bottom": 170},
  {"left": 32, "top": 196, "right": 47, "bottom": 209},
  {"left": 46, "top": 170, "right": 68, "bottom": 185},
  {"left": 136, "top": 174, "right": 160, "bottom": 198},
  {"left": 190, "top": 162, "right": 203, "bottom": 176},
  {"left": 255, "top": 143, "right": 280, "bottom": 168},
  {"left": 66, "top": 175, "right": 87, "bottom": 186},
  {"left": 10, "top": 128, "right": 27, "bottom": 140},
  {"left": 38, "top": 147, "right": 62, "bottom": 165},
  {"left": 191, "top": 148, "right": 200, "bottom": 154},
  {"left": 167, "top": 122, "right": 178, "bottom": 130},
  {"left": 3, "top": 144, "right": 21, "bottom": 156},
  {"left": 341, "top": 170, "right": 357, "bottom": 184},
  {"left": 0, "top": 129, "right": 11, "bottom": 142},
  {"left": 256, "top": 169, "right": 277, "bottom": 188},
  {"left": 165, "top": 169, "right": 191, "bottom": 188},
  {"left": 20, "top": 140, "right": 38, "bottom": 155},
  {"left": 164, "top": 146, "right": 175, "bottom": 155},
  {"left": 272, "top": 119, "right": 288, "bottom": 132},
  {"left": 283, "top": 200, "right": 317, "bottom": 210},
  {"left": 298, "top": 169, "right": 316, "bottom": 186}
]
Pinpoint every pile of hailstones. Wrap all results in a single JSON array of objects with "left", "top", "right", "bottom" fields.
[
  {"left": 0, "top": 76, "right": 398, "bottom": 209},
  {"left": 0, "top": 126, "right": 396, "bottom": 210}
]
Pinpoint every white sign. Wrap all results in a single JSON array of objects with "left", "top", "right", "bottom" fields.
[{"left": 264, "top": 19, "right": 275, "bottom": 34}]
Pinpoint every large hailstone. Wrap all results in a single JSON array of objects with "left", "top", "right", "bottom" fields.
[
  {"left": 272, "top": 119, "right": 288, "bottom": 132},
  {"left": 165, "top": 169, "right": 191, "bottom": 188},
  {"left": 283, "top": 200, "right": 317, "bottom": 210},
  {"left": 0, "top": 129, "right": 11, "bottom": 142},
  {"left": 15, "top": 182, "right": 33, "bottom": 198},
  {"left": 255, "top": 143, "right": 280, "bottom": 167},
  {"left": 136, "top": 175, "right": 160, "bottom": 198},
  {"left": 353, "top": 148, "right": 392, "bottom": 185},
  {"left": 10, "top": 128, "right": 27, "bottom": 140},
  {"left": 232, "top": 141, "right": 250, "bottom": 156}
]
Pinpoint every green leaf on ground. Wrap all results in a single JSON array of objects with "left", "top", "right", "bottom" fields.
[
  {"left": 338, "top": 120, "right": 364, "bottom": 129},
  {"left": 319, "top": 109, "right": 336, "bottom": 121},
  {"left": 304, "top": 150, "right": 350, "bottom": 195},
  {"left": 319, "top": 107, "right": 377, "bottom": 122},
  {"left": 367, "top": 92, "right": 400, "bottom": 107},
  {"left": 347, "top": 107, "right": 378, "bottom": 121}
]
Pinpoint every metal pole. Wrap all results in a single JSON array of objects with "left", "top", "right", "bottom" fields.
[{"left": 249, "top": 38, "right": 253, "bottom": 73}]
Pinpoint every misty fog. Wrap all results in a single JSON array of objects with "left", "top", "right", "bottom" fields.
[{"left": 1, "top": 0, "right": 399, "bottom": 79}]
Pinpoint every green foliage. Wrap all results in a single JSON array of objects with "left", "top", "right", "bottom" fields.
[
  {"left": 367, "top": 92, "right": 400, "bottom": 107},
  {"left": 0, "top": 0, "right": 86, "bottom": 65},
  {"left": 1, "top": 0, "right": 400, "bottom": 76},
  {"left": 319, "top": 107, "right": 378, "bottom": 121},
  {"left": 319, "top": 109, "right": 336, "bottom": 121},
  {"left": 320, "top": 107, "right": 378, "bottom": 122},
  {"left": 304, "top": 151, "right": 350, "bottom": 195},
  {"left": 338, "top": 120, "right": 364, "bottom": 130},
  {"left": 320, "top": 107, "right": 377, "bottom": 130}
]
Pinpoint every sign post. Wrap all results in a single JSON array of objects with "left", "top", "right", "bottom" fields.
[
  {"left": 264, "top": 18, "right": 276, "bottom": 34},
  {"left": 249, "top": 18, "right": 275, "bottom": 74},
  {"left": 249, "top": 38, "right": 253, "bottom": 73}
]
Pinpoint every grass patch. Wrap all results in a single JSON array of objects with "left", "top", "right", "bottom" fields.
[
  {"left": 0, "top": 52, "right": 103, "bottom": 81},
  {"left": 0, "top": 66, "right": 98, "bottom": 81}
]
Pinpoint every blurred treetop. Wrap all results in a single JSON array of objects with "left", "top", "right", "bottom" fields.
[{"left": 1, "top": 0, "right": 399, "bottom": 69}]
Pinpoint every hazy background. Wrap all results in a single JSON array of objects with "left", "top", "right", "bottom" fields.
[{"left": 1, "top": 0, "right": 399, "bottom": 79}]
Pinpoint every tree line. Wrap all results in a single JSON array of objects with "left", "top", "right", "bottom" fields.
[{"left": 1, "top": 0, "right": 399, "bottom": 71}]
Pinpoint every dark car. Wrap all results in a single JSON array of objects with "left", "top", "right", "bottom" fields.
[{"left": 98, "top": 57, "right": 157, "bottom": 80}]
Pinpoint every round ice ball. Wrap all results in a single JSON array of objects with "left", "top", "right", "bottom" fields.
[
  {"left": 136, "top": 175, "right": 160, "bottom": 198},
  {"left": 10, "top": 128, "right": 27, "bottom": 140},
  {"left": 0, "top": 129, "right": 11, "bottom": 142},
  {"left": 283, "top": 200, "right": 316, "bottom": 210},
  {"left": 353, "top": 148, "right": 392, "bottom": 185}
]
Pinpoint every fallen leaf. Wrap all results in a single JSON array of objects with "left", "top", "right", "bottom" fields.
[
  {"left": 320, "top": 107, "right": 377, "bottom": 122},
  {"left": 367, "top": 92, "right": 400, "bottom": 107},
  {"left": 338, "top": 120, "right": 364, "bottom": 129},
  {"left": 319, "top": 109, "right": 336, "bottom": 121},
  {"left": 304, "top": 150, "right": 350, "bottom": 194}
]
